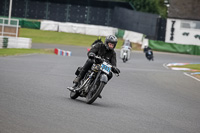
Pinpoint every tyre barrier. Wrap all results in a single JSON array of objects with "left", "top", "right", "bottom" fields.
[
  {"left": 54, "top": 48, "right": 71, "bottom": 56},
  {"left": 0, "top": 36, "right": 32, "bottom": 49}
]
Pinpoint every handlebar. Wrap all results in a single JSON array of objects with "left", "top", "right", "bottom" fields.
[
  {"left": 94, "top": 56, "right": 120, "bottom": 77},
  {"left": 94, "top": 56, "right": 104, "bottom": 63}
]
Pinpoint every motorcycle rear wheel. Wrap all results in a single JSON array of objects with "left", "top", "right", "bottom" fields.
[{"left": 86, "top": 81, "right": 105, "bottom": 104}]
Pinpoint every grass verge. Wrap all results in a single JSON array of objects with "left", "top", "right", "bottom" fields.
[
  {"left": 0, "top": 48, "right": 54, "bottom": 56},
  {"left": 171, "top": 64, "right": 200, "bottom": 71},
  {"left": 1, "top": 28, "right": 142, "bottom": 56},
  {"left": 20, "top": 28, "right": 125, "bottom": 49},
  {"left": 19, "top": 28, "right": 142, "bottom": 50},
  {"left": 169, "top": 64, "right": 200, "bottom": 79}
]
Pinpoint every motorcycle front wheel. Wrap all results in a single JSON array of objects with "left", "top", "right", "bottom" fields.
[
  {"left": 86, "top": 81, "right": 105, "bottom": 104},
  {"left": 123, "top": 56, "right": 127, "bottom": 63},
  {"left": 70, "top": 91, "right": 79, "bottom": 99}
]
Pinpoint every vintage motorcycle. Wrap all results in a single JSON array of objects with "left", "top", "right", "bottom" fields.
[
  {"left": 120, "top": 46, "right": 131, "bottom": 63},
  {"left": 68, "top": 56, "right": 119, "bottom": 104},
  {"left": 145, "top": 49, "right": 154, "bottom": 61}
]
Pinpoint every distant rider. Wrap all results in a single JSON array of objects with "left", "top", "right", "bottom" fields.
[
  {"left": 122, "top": 40, "right": 132, "bottom": 49},
  {"left": 120, "top": 40, "right": 132, "bottom": 60},
  {"left": 143, "top": 46, "right": 154, "bottom": 60}
]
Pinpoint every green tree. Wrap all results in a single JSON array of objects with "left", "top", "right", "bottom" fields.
[
  {"left": 101, "top": 0, "right": 167, "bottom": 18},
  {"left": 129, "top": 0, "right": 167, "bottom": 18}
]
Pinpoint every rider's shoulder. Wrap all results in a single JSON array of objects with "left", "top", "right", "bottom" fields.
[
  {"left": 112, "top": 50, "right": 116, "bottom": 55},
  {"left": 97, "top": 43, "right": 105, "bottom": 48},
  {"left": 95, "top": 42, "right": 104, "bottom": 47},
  {"left": 98, "top": 42, "right": 104, "bottom": 45}
]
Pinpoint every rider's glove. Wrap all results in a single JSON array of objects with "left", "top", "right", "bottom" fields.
[
  {"left": 112, "top": 66, "right": 120, "bottom": 74},
  {"left": 88, "top": 52, "right": 95, "bottom": 59},
  {"left": 95, "top": 57, "right": 102, "bottom": 64}
]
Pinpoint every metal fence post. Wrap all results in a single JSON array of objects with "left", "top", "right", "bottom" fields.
[
  {"left": 45, "top": 0, "right": 50, "bottom": 20},
  {"left": 65, "top": 4, "right": 70, "bottom": 22},
  {"left": 85, "top": 0, "right": 90, "bottom": 24},
  {"left": 24, "top": 0, "right": 29, "bottom": 18},
  {"left": 105, "top": 9, "right": 111, "bottom": 26}
]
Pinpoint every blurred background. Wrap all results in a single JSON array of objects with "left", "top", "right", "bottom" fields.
[{"left": 0, "top": 0, "right": 200, "bottom": 55}]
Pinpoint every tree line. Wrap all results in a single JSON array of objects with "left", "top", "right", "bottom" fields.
[{"left": 116, "top": 0, "right": 168, "bottom": 18}]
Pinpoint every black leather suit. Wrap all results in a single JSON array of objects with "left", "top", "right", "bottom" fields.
[{"left": 79, "top": 42, "right": 117, "bottom": 80}]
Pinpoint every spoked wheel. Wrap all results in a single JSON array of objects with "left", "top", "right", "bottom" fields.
[
  {"left": 86, "top": 81, "right": 105, "bottom": 104},
  {"left": 147, "top": 55, "right": 153, "bottom": 61},
  {"left": 152, "top": 56, "right": 154, "bottom": 61},
  {"left": 123, "top": 56, "right": 127, "bottom": 63},
  {"left": 70, "top": 80, "right": 85, "bottom": 99}
]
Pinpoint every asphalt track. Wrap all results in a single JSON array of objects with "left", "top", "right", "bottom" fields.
[{"left": 0, "top": 43, "right": 200, "bottom": 133}]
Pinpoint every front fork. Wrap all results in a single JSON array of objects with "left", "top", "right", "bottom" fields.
[
  {"left": 80, "top": 71, "right": 108, "bottom": 94},
  {"left": 75, "top": 72, "right": 93, "bottom": 93},
  {"left": 89, "top": 71, "right": 108, "bottom": 91}
]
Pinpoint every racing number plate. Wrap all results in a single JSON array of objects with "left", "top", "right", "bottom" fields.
[
  {"left": 101, "top": 62, "right": 112, "bottom": 74},
  {"left": 124, "top": 46, "right": 129, "bottom": 49}
]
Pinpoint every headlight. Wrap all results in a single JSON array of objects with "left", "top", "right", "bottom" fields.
[{"left": 91, "top": 64, "right": 100, "bottom": 72}]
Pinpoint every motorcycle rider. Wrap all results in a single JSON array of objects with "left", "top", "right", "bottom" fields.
[
  {"left": 143, "top": 46, "right": 154, "bottom": 60},
  {"left": 68, "top": 35, "right": 120, "bottom": 91},
  {"left": 120, "top": 40, "right": 132, "bottom": 61},
  {"left": 122, "top": 40, "right": 132, "bottom": 49}
]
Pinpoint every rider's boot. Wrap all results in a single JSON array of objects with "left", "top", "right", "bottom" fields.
[
  {"left": 73, "top": 76, "right": 81, "bottom": 84},
  {"left": 73, "top": 69, "right": 86, "bottom": 84},
  {"left": 68, "top": 70, "right": 87, "bottom": 92},
  {"left": 67, "top": 76, "right": 81, "bottom": 92},
  {"left": 67, "top": 84, "right": 78, "bottom": 92}
]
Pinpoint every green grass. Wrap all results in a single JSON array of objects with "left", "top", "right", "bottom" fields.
[
  {"left": 1, "top": 28, "right": 141, "bottom": 56},
  {"left": 19, "top": 28, "right": 124, "bottom": 49},
  {"left": 172, "top": 64, "right": 200, "bottom": 71},
  {"left": 0, "top": 48, "right": 54, "bottom": 56},
  {"left": 170, "top": 64, "right": 200, "bottom": 79}
]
